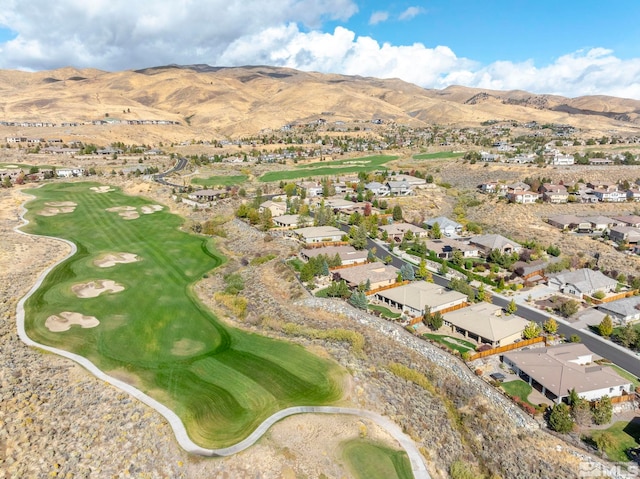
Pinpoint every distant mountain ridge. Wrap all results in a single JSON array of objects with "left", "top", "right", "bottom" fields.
[{"left": 0, "top": 64, "right": 639, "bottom": 138}]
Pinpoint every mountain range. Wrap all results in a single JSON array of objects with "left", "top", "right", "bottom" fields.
[{"left": 1, "top": 64, "right": 640, "bottom": 139}]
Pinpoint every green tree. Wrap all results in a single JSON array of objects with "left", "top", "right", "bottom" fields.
[
  {"left": 592, "top": 396, "right": 613, "bottom": 425},
  {"left": 522, "top": 321, "right": 541, "bottom": 339},
  {"left": 348, "top": 291, "right": 368, "bottom": 310},
  {"left": 543, "top": 317, "right": 558, "bottom": 334},
  {"left": 569, "top": 334, "right": 581, "bottom": 343},
  {"left": 549, "top": 403, "right": 574, "bottom": 433},
  {"left": 392, "top": 205, "right": 403, "bottom": 221},
  {"left": 598, "top": 314, "right": 613, "bottom": 338},
  {"left": 350, "top": 224, "right": 368, "bottom": 250},
  {"left": 416, "top": 258, "right": 429, "bottom": 280},
  {"left": 506, "top": 299, "right": 517, "bottom": 315},
  {"left": 571, "top": 397, "right": 592, "bottom": 427},
  {"left": 439, "top": 262, "right": 449, "bottom": 275},
  {"left": 615, "top": 323, "right": 638, "bottom": 349},
  {"left": 400, "top": 264, "right": 415, "bottom": 281},
  {"left": 594, "top": 431, "right": 615, "bottom": 458},
  {"left": 430, "top": 221, "right": 442, "bottom": 239}
]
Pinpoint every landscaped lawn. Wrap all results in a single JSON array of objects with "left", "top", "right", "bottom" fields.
[
  {"left": 191, "top": 174, "right": 248, "bottom": 187},
  {"left": 590, "top": 420, "right": 640, "bottom": 462},
  {"left": 259, "top": 155, "right": 397, "bottom": 182},
  {"left": 422, "top": 333, "right": 476, "bottom": 354},
  {"left": 412, "top": 151, "right": 464, "bottom": 160},
  {"left": 501, "top": 380, "right": 535, "bottom": 406},
  {"left": 22, "top": 182, "right": 344, "bottom": 448},
  {"left": 368, "top": 304, "right": 401, "bottom": 319},
  {"left": 341, "top": 439, "right": 413, "bottom": 479}
]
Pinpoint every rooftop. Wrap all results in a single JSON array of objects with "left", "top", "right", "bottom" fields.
[
  {"left": 375, "top": 281, "right": 467, "bottom": 311},
  {"left": 445, "top": 303, "right": 529, "bottom": 342}
]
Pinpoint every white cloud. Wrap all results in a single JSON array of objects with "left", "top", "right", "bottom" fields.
[
  {"left": 0, "top": 2, "right": 639, "bottom": 99},
  {"left": 399, "top": 6, "right": 425, "bottom": 21},
  {"left": 0, "top": 0, "right": 358, "bottom": 71},
  {"left": 368, "top": 11, "right": 389, "bottom": 25}
]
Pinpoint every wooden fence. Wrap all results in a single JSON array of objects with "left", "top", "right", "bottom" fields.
[
  {"left": 467, "top": 336, "right": 546, "bottom": 361},
  {"left": 610, "top": 393, "right": 637, "bottom": 405},
  {"left": 366, "top": 280, "right": 409, "bottom": 296},
  {"left": 585, "top": 289, "right": 638, "bottom": 305}
]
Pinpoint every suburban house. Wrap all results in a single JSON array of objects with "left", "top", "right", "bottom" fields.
[
  {"left": 272, "top": 214, "right": 303, "bottom": 228},
  {"left": 583, "top": 216, "right": 618, "bottom": 231},
  {"left": 609, "top": 226, "right": 640, "bottom": 245},
  {"left": 598, "top": 296, "right": 640, "bottom": 325},
  {"left": 540, "top": 184, "right": 569, "bottom": 204},
  {"left": 549, "top": 153, "right": 575, "bottom": 166},
  {"left": 547, "top": 269, "right": 618, "bottom": 298},
  {"left": 592, "top": 189, "right": 627, "bottom": 202},
  {"left": 292, "top": 226, "right": 345, "bottom": 244},
  {"left": 479, "top": 182, "right": 507, "bottom": 196},
  {"left": 470, "top": 234, "right": 522, "bottom": 255},
  {"left": 424, "top": 216, "right": 463, "bottom": 237},
  {"left": 507, "top": 190, "right": 540, "bottom": 204},
  {"left": 613, "top": 215, "right": 640, "bottom": 228},
  {"left": 188, "top": 189, "right": 225, "bottom": 202},
  {"left": 259, "top": 200, "right": 287, "bottom": 217},
  {"left": 296, "top": 181, "right": 324, "bottom": 198},
  {"left": 386, "top": 180, "right": 414, "bottom": 196},
  {"left": 364, "top": 181, "right": 390, "bottom": 196},
  {"left": 379, "top": 222, "right": 429, "bottom": 242},
  {"left": 333, "top": 262, "right": 399, "bottom": 290},
  {"left": 503, "top": 343, "right": 633, "bottom": 403},
  {"left": 511, "top": 259, "right": 548, "bottom": 285},
  {"left": 547, "top": 214, "right": 592, "bottom": 232},
  {"left": 373, "top": 281, "right": 468, "bottom": 317},
  {"left": 425, "top": 238, "right": 480, "bottom": 259},
  {"left": 391, "top": 174, "right": 427, "bottom": 187},
  {"left": 56, "top": 168, "right": 85, "bottom": 177},
  {"left": 301, "top": 245, "right": 368, "bottom": 266},
  {"left": 443, "top": 303, "right": 529, "bottom": 348}
]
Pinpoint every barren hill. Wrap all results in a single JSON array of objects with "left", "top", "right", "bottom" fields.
[{"left": 1, "top": 64, "right": 640, "bottom": 139}]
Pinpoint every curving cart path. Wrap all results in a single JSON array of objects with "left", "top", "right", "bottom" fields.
[{"left": 14, "top": 194, "right": 430, "bottom": 479}]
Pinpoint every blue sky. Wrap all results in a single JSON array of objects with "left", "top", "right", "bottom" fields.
[{"left": 0, "top": 0, "right": 639, "bottom": 98}]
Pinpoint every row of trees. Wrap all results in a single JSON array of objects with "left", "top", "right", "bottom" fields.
[{"left": 549, "top": 391, "right": 613, "bottom": 434}]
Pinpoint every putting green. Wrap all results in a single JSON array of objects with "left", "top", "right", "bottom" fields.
[{"left": 21, "top": 182, "right": 344, "bottom": 448}]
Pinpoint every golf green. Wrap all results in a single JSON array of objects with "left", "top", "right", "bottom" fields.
[{"left": 21, "top": 182, "right": 344, "bottom": 448}]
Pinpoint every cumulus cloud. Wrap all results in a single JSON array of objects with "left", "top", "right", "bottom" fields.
[
  {"left": 0, "top": 1, "right": 639, "bottom": 99},
  {"left": 399, "top": 6, "right": 425, "bottom": 21},
  {"left": 0, "top": 0, "right": 358, "bottom": 70},
  {"left": 368, "top": 11, "right": 389, "bottom": 25}
]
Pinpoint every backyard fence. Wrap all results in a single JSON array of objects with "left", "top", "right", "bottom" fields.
[{"left": 467, "top": 336, "right": 546, "bottom": 361}]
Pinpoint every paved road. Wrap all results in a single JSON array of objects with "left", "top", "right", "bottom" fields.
[
  {"left": 14, "top": 197, "right": 430, "bottom": 479},
  {"left": 153, "top": 157, "right": 188, "bottom": 189}
]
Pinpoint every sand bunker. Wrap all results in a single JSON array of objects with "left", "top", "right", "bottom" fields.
[
  {"left": 140, "top": 204, "right": 163, "bottom": 214},
  {"left": 106, "top": 206, "right": 139, "bottom": 220},
  {"left": 90, "top": 186, "right": 115, "bottom": 193},
  {"left": 38, "top": 201, "right": 78, "bottom": 216},
  {"left": 72, "top": 279, "right": 125, "bottom": 298},
  {"left": 94, "top": 252, "right": 139, "bottom": 268},
  {"left": 45, "top": 311, "right": 100, "bottom": 332}
]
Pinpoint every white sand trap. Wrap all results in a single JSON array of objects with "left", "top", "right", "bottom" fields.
[
  {"left": 39, "top": 201, "right": 77, "bottom": 216},
  {"left": 45, "top": 311, "right": 100, "bottom": 332},
  {"left": 141, "top": 204, "right": 163, "bottom": 214},
  {"left": 94, "top": 252, "right": 139, "bottom": 268},
  {"left": 106, "top": 205, "right": 140, "bottom": 220},
  {"left": 72, "top": 279, "right": 125, "bottom": 298},
  {"left": 90, "top": 186, "right": 115, "bottom": 193}
]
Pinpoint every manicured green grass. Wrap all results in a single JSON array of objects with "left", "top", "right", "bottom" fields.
[
  {"left": 501, "top": 380, "right": 535, "bottom": 407},
  {"left": 191, "top": 174, "right": 247, "bottom": 187},
  {"left": 22, "top": 182, "right": 344, "bottom": 448},
  {"left": 590, "top": 421, "right": 640, "bottom": 462},
  {"left": 341, "top": 439, "right": 413, "bottom": 479},
  {"left": 368, "top": 304, "right": 401, "bottom": 319},
  {"left": 422, "top": 333, "right": 475, "bottom": 354},
  {"left": 412, "top": 151, "right": 464, "bottom": 160},
  {"left": 259, "top": 155, "right": 397, "bottom": 182}
]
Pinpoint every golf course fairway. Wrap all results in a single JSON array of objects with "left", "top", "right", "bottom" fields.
[{"left": 20, "top": 182, "right": 344, "bottom": 448}]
